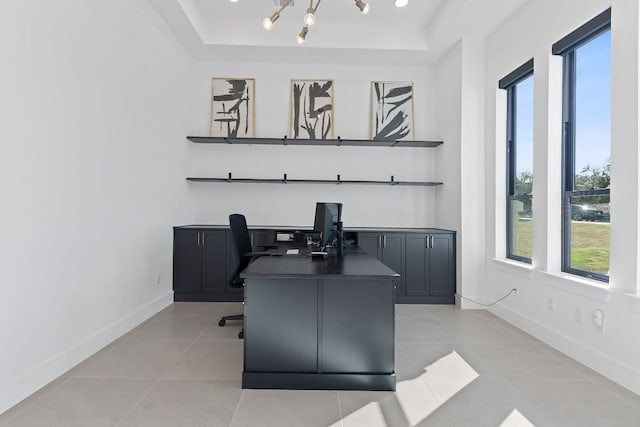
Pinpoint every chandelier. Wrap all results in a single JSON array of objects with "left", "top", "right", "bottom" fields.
[{"left": 228, "top": 0, "right": 410, "bottom": 44}]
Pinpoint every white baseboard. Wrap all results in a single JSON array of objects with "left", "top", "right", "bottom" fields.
[
  {"left": 490, "top": 303, "right": 640, "bottom": 396},
  {"left": 1, "top": 292, "right": 173, "bottom": 414}
]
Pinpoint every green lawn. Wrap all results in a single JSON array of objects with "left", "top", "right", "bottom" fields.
[{"left": 513, "top": 219, "right": 610, "bottom": 274}]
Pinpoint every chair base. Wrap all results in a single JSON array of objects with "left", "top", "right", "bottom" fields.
[
  {"left": 218, "top": 314, "right": 243, "bottom": 326},
  {"left": 219, "top": 314, "right": 244, "bottom": 339}
]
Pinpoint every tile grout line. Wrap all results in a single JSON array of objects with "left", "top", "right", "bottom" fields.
[
  {"left": 114, "top": 308, "right": 221, "bottom": 426},
  {"left": 335, "top": 390, "right": 345, "bottom": 427},
  {"left": 228, "top": 389, "right": 246, "bottom": 427}
]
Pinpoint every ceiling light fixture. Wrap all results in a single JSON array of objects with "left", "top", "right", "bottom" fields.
[
  {"left": 394, "top": 0, "right": 408, "bottom": 7},
  {"left": 264, "top": 0, "right": 376, "bottom": 44},
  {"left": 354, "top": 0, "right": 370, "bottom": 14}
]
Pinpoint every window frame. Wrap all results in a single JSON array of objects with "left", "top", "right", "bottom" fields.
[
  {"left": 500, "top": 59, "right": 534, "bottom": 264},
  {"left": 554, "top": 9, "right": 611, "bottom": 282}
]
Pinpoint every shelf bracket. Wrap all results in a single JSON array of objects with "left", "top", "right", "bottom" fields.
[
  {"left": 227, "top": 172, "right": 233, "bottom": 183},
  {"left": 282, "top": 135, "right": 288, "bottom": 146},
  {"left": 390, "top": 175, "right": 397, "bottom": 185},
  {"left": 337, "top": 136, "right": 342, "bottom": 147},
  {"left": 337, "top": 174, "right": 341, "bottom": 184},
  {"left": 283, "top": 173, "right": 288, "bottom": 183}
]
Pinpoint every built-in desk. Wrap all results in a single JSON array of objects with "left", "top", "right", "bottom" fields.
[{"left": 241, "top": 251, "right": 399, "bottom": 391}]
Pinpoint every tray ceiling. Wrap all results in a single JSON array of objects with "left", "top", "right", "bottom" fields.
[{"left": 147, "top": 0, "right": 529, "bottom": 64}]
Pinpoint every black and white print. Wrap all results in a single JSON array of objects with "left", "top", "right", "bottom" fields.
[
  {"left": 371, "top": 81, "right": 414, "bottom": 141},
  {"left": 291, "top": 79, "right": 334, "bottom": 140},
  {"left": 211, "top": 78, "right": 255, "bottom": 138}
]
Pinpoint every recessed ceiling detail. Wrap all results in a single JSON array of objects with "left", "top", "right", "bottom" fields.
[{"left": 147, "top": 0, "right": 530, "bottom": 65}]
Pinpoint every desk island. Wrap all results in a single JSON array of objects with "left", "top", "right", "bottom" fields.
[{"left": 241, "top": 251, "right": 399, "bottom": 391}]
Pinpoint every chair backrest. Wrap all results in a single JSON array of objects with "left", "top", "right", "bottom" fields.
[{"left": 229, "top": 214, "right": 253, "bottom": 285}]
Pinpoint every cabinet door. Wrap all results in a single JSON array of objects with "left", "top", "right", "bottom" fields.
[
  {"left": 429, "top": 234, "right": 455, "bottom": 297},
  {"left": 321, "top": 279, "right": 395, "bottom": 373},
  {"left": 245, "top": 278, "right": 318, "bottom": 373},
  {"left": 201, "top": 230, "right": 227, "bottom": 295},
  {"left": 358, "top": 232, "right": 381, "bottom": 259},
  {"left": 173, "top": 229, "right": 202, "bottom": 294},
  {"left": 405, "top": 233, "right": 428, "bottom": 296},
  {"left": 380, "top": 234, "right": 405, "bottom": 296}
]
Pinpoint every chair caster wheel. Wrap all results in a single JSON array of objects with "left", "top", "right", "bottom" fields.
[
  {"left": 218, "top": 319, "right": 225, "bottom": 327},
  {"left": 238, "top": 330, "right": 244, "bottom": 339}
]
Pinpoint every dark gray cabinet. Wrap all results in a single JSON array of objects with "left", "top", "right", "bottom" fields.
[
  {"left": 174, "top": 226, "right": 455, "bottom": 304},
  {"left": 173, "top": 227, "right": 242, "bottom": 302},
  {"left": 359, "top": 232, "right": 406, "bottom": 297},
  {"left": 403, "top": 233, "right": 455, "bottom": 304}
]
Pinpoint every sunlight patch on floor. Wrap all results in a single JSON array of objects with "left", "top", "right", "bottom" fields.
[
  {"left": 420, "top": 351, "right": 480, "bottom": 403},
  {"left": 332, "top": 402, "right": 386, "bottom": 427},
  {"left": 334, "top": 351, "right": 481, "bottom": 426},
  {"left": 499, "top": 409, "right": 536, "bottom": 426}
]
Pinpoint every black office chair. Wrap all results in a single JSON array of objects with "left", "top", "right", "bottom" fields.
[{"left": 218, "top": 213, "right": 270, "bottom": 339}]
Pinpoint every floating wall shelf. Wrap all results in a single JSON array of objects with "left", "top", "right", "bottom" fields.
[
  {"left": 187, "top": 136, "right": 443, "bottom": 148},
  {"left": 187, "top": 174, "right": 443, "bottom": 187}
]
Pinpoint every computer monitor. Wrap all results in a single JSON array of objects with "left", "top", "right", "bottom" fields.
[{"left": 313, "top": 202, "right": 343, "bottom": 250}]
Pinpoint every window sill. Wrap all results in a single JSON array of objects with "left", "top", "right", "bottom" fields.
[
  {"left": 491, "top": 258, "right": 534, "bottom": 279},
  {"left": 541, "top": 271, "right": 611, "bottom": 302}
]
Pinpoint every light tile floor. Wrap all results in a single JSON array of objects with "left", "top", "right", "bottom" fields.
[{"left": 2, "top": 303, "right": 639, "bottom": 427}]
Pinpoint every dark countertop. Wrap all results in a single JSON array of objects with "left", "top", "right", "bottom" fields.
[
  {"left": 241, "top": 252, "right": 400, "bottom": 280},
  {"left": 174, "top": 225, "right": 455, "bottom": 234}
]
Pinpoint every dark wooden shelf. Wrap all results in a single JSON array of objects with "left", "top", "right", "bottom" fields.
[
  {"left": 187, "top": 136, "right": 443, "bottom": 148},
  {"left": 186, "top": 174, "right": 442, "bottom": 187}
]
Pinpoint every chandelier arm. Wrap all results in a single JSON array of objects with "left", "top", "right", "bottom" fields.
[
  {"left": 313, "top": 0, "right": 322, "bottom": 12},
  {"left": 278, "top": 0, "right": 293, "bottom": 15}
]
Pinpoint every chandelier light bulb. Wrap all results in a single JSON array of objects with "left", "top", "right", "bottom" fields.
[
  {"left": 298, "top": 26, "right": 309, "bottom": 43},
  {"left": 394, "top": 0, "right": 408, "bottom": 7},
  {"left": 263, "top": 11, "right": 279, "bottom": 30},
  {"left": 304, "top": 8, "right": 316, "bottom": 26}
]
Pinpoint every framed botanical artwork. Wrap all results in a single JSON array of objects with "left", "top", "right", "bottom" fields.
[
  {"left": 370, "top": 81, "right": 414, "bottom": 141},
  {"left": 291, "top": 79, "right": 334, "bottom": 140},
  {"left": 211, "top": 77, "right": 255, "bottom": 138}
]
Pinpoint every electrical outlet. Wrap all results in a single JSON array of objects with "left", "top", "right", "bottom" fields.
[
  {"left": 592, "top": 309, "right": 605, "bottom": 331},
  {"left": 548, "top": 297, "right": 556, "bottom": 312}
]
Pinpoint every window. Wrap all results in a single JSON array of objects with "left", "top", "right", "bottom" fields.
[
  {"left": 500, "top": 60, "right": 534, "bottom": 263},
  {"left": 554, "top": 9, "right": 611, "bottom": 282}
]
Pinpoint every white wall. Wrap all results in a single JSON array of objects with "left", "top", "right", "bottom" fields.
[
  {"left": 434, "top": 44, "right": 463, "bottom": 294},
  {"left": 481, "top": 0, "right": 640, "bottom": 395},
  {"left": 0, "top": 0, "right": 192, "bottom": 412},
  {"left": 433, "top": 38, "right": 488, "bottom": 307},
  {"left": 187, "top": 61, "right": 440, "bottom": 228}
]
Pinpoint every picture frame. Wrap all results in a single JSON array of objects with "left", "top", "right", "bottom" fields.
[
  {"left": 211, "top": 77, "right": 255, "bottom": 138},
  {"left": 290, "top": 79, "right": 334, "bottom": 140},
  {"left": 370, "top": 81, "right": 414, "bottom": 141}
]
